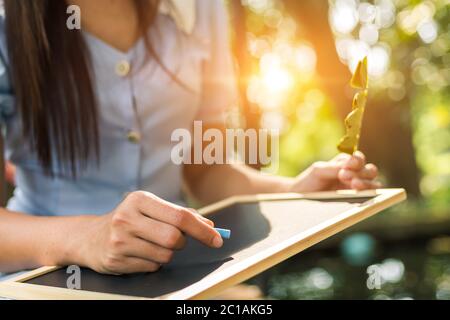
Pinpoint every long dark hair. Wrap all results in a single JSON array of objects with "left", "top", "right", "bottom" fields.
[{"left": 3, "top": 0, "right": 162, "bottom": 177}]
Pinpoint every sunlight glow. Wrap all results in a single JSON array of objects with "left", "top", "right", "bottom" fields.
[
  {"left": 368, "top": 45, "right": 390, "bottom": 77},
  {"left": 397, "top": 1, "right": 436, "bottom": 35},
  {"left": 359, "top": 24, "right": 379, "bottom": 45},
  {"left": 331, "top": 2, "right": 359, "bottom": 34},
  {"left": 417, "top": 20, "right": 438, "bottom": 44},
  {"left": 358, "top": 3, "right": 376, "bottom": 23},
  {"left": 374, "top": 0, "right": 396, "bottom": 29},
  {"left": 261, "top": 67, "right": 294, "bottom": 93},
  {"left": 294, "top": 45, "right": 317, "bottom": 75}
]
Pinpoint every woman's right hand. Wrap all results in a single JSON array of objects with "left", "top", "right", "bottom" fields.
[{"left": 73, "top": 191, "right": 223, "bottom": 274}]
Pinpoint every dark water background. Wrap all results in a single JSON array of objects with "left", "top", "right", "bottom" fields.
[{"left": 249, "top": 234, "right": 450, "bottom": 300}]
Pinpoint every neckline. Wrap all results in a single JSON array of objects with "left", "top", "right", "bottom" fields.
[{"left": 82, "top": 29, "right": 145, "bottom": 58}]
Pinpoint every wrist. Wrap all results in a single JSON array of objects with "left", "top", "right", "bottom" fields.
[
  {"left": 286, "top": 166, "right": 315, "bottom": 193},
  {"left": 44, "top": 215, "right": 100, "bottom": 268},
  {"left": 278, "top": 176, "right": 296, "bottom": 193},
  {"left": 261, "top": 174, "right": 296, "bottom": 193}
]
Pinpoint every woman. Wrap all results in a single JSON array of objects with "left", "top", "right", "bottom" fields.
[{"left": 0, "top": 0, "right": 380, "bottom": 275}]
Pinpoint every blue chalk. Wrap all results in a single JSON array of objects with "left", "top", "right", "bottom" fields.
[{"left": 215, "top": 228, "right": 231, "bottom": 239}]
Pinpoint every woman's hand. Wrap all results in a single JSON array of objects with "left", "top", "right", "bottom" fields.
[
  {"left": 289, "top": 151, "right": 381, "bottom": 193},
  {"left": 73, "top": 191, "right": 223, "bottom": 274}
]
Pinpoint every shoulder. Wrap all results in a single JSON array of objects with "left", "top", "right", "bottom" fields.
[
  {"left": 196, "top": 0, "right": 228, "bottom": 22},
  {"left": 197, "top": 0, "right": 227, "bottom": 12},
  {"left": 194, "top": 0, "right": 230, "bottom": 38}
]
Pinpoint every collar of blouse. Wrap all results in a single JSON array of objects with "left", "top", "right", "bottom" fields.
[{"left": 159, "top": 0, "right": 196, "bottom": 35}]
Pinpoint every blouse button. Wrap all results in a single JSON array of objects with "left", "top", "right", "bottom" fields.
[
  {"left": 115, "top": 60, "right": 131, "bottom": 77},
  {"left": 127, "top": 130, "right": 141, "bottom": 144}
]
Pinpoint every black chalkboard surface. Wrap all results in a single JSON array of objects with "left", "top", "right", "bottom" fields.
[{"left": 25, "top": 198, "right": 370, "bottom": 298}]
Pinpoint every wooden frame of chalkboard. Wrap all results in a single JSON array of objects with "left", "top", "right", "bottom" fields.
[{"left": 0, "top": 188, "right": 406, "bottom": 300}]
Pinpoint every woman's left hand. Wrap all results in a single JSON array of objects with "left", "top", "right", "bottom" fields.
[{"left": 289, "top": 151, "right": 381, "bottom": 193}]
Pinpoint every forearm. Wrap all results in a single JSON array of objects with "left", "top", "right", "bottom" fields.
[
  {"left": 0, "top": 208, "right": 96, "bottom": 273},
  {"left": 184, "top": 163, "right": 295, "bottom": 205}
]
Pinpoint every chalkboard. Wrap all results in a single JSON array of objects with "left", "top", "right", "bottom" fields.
[{"left": 0, "top": 189, "right": 406, "bottom": 300}]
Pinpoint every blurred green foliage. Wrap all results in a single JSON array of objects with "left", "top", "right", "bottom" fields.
[
  {"left": 412, "top": 89, "right": 450, "bottom": 208},
  {"left": 238, "top": 0, "right": 449, "bottom": 211}
]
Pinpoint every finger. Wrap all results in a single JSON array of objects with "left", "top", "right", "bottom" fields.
[
  {"left": 131, "top": 215, "right": 186, "bottom": 250},
  {"left": 338, "top": 168, "right": 353, "bottom": 181},
  {"left": 333, "top": 153, "right": 352, "bottom": 163},
  {"left": 359, "top": 164, "right": 378, "bottom": 179},
  {"left": 188, "top": 208, "right": 215, "bottom": 227},
  {"left": 344, "top": 151, "right": 366, "bottom": 170},
  {"left": 337, "top": 170, "right": 353, "bottom": 188},
  {"left": 105, "top": 256, "right": 160, "bottom": 274},
  {"left": 198, "top": 216, "right": 215, "bottom": 227},
  {"left": 339, "top": 164, "right": 378, "bottom": 181},
  {"left": 129, "top": 192, "right": 222, "bottom": 248},
  {"left": 350, "top": 178, "right": 382, "bottom": 190},
  {"left": 310, "top": 161, "right": 341, "bottom": 180},
  {"left": 123, "top": 237, "right": 174, "bottom": 264},
  {"left": 174, "top": 213, "right": 223, "bottom": 249}
]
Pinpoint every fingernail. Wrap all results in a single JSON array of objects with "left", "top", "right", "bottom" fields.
[{"left": 213, "top": 235, "right": 223, "bottom": 248}]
